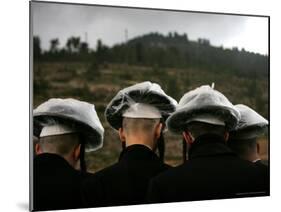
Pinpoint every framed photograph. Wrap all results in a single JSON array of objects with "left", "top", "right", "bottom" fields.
[{"left": 30, "top": 1, "right": 269, "bottom": 211}]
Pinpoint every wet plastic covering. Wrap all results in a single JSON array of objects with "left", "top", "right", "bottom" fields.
[
  {"left": 167, "top": 85, "right": 241, "bottom": 133},
  {"left": 105, "top": 81, "right": 178, "bottom": 130},
  {"left": 122, "top": 103, "right": 162, "bottom": 118},
  {"left": 33, "top": 98, "right": 104, "bottom": 152},
  {"left": 229, "top": 104, "right": 268, "bottom": 139}
]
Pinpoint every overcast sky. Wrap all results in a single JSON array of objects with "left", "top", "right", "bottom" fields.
[{"left": 32, "top": 2, "right": 268, "bottom": 55}]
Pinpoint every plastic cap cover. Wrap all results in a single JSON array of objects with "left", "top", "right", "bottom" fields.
[
  {"left": 122, "top": 103, "right": 162, "bottom": 118},
  {"left": 40, "top": 124, "right": 76, "bottom": 137},
  {"left": 105, "top": 81, "right": 177, "bottom": 130},
  {"left": 230, "top": 104, "right": 268, "bottom": 139},
  {"left": 167, "top": 85, "right": 240, "bottom": 133},
  {"left": 33, "top": 98, "right": 104, "bottom": 152}
]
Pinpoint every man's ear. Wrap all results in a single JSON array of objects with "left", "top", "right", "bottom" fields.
[
  {"left": 155, "top": 122, "right": 163, "bottom": 140},
  {"left": 118, "top": 128, "right": 126, "bottom": 142},
  {"left": 224, "top": 132, "right": 229, "bottom": 142},
  {"left": 35, "top": 143, "right": 42, "bottom": 155},
  {"left": 183, "top": 131, "right": 194, "bottom": 145},
  {"left": 257, "top": 142, "right": 260, "bottom": 154},
  {"left": 73, "top": 144, "right": 81, "bottom": 161}
]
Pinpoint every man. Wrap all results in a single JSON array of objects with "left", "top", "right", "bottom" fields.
[
  {"left": 147, "top": 85, "right": 269, "bottom": 203},
  {"left": 82, "top": 81, "right": 177, "bottom": 207},
  {"left": 33, "top": 98, "right": 104, "bottom": 211},
  {"left": 228, "top": 104, "right": 269, "bottom": 168}
]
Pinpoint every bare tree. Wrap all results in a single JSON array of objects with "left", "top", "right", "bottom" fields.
[{"left": 50, "top": 38, "right": 60, "bottom": 53}]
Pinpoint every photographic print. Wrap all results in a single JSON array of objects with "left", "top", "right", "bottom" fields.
[{"left": 30, "top": 1, "right": 269, "bottom": 211}]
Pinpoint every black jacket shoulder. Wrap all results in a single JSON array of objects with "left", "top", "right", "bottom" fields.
[
  {"left": 82, "top": 144, "right": 170, "bottom": 207},
  {"left": 33, "top": 153, "right": 94, "bottom": 211},
  {"left": 147, "top": 135, "right": 269, "bottom": 203}
]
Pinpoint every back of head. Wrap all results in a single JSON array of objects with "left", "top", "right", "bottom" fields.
[
  {"left": 33, "top": 98, "right": 105, "bottom": 172},
  {"left": 228, "top": 104, "right": 268, "bottom": 161},
  {"left": 38, "top": 133, "right": 80, "bottom": 157},
  {"left": 36, "top": 117, "right": 81, "bottom": 156},
  {"left": 122, "top": 117, "right": 161, "bottom": 138},
  {"left": 228, "top": 137, "right": 258, "bottom": 161},
  {"left": 105, "top": 82, "right": 177, "bottom": 160},
  {"left": 34, "top": 116, "right": 86, "bottom": 170},
  {"left": 186, "top": 121, "right": 227, "bottom": 140},
  {"left": 166, "top": 85, "right": 239, "bottom": 161},
  {"left": 228, "top": 138, "right": 257, "bottom": 158}
]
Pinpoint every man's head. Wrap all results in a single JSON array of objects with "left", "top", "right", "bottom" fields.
[
  {"left": 228, "top": 138, "right": 259, "bottom": 162},
  {"left": 33, "top": 98, "right": 105, "bottom": 171},
  {"left": 35, "top": 133, "right": 82, "bottom": 169},
  {"left": 119, "top": 118, "right": 163, "bottom": 151},
  {"left": 166, "top": 85, "right": 240, "bottom": 160},
  {"left": 35, "top": 118, "right": 83, "bottom": 170},
  {"left": 228, "top": 104, "right": 268, "bottom": 162},
  {"left": 105, "top": 81, "right": 177, "bottom": 160},
  {"left": 33, "top": 98, "right": 104, "bottom": 152},
  {"left": 182, "top": 121, "right": 229, "bottom": 145}
]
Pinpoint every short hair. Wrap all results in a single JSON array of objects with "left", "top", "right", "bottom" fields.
[
  {"left": 36, "top": 116, "right": 82, "bottom": 155},
  {"left": 122, "top": 118, "right": 161, "bottom": 136},
  {"left": 228, "top": 138, "right": 257, "bottom": 157},
  {"left": 186, "top": 121, "right": 227, "bottom": 139},
  {"left": 38, "top": 133, "right": 80, "bottom": 156}
]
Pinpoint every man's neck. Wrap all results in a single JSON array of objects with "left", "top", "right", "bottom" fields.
[
  {"left": 243, "top": 152, "right": 260, "bottom": 163},
  {"left": 125, "top": 136, "right": 155, "bottom": 151}
]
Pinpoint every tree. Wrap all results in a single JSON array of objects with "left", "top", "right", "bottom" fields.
[
  {"left": 79, "top": 42, "right": 89, "bottom": 54},
  {"left": 96, "top": 39, "right": 109, "bottom": 63},
  {"left": 50, "top": 38, "right": 59, "bottom": 53},
  {"left": 66, "top": 36, "right": 81, "bottom": 53},
  {"left": 183, "top": 33, "right": 188, "bottom": 42},
  {"left": 198, "top": 38, "right": 210, "bottom": 46},
  {"left": 33, "top": 36, "right": 41, "bottom": 60},
  {"left": 97, "top": 39, "right": 103, "bottom": 53},
  {"left": 72, "top": 37, "right": 81, "bottom": 52},
  {"left": 168, "top": 32, "right": 172, "bottom": 38},
  {"left": 135, "top": 42, "right": 144, "bottom": 63}
]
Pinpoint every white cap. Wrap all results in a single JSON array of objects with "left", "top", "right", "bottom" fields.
[
  {"left": 230, "top": 104, "right": 268, "bottom": 139},
  {"left": 167, "top": 85, "right": 240, "bottom": 133},
  {"left": 34, "top": 98, "right": 104, "bottom": 152},
  {"left": 40, "top": 124, "right": 76, "bottom": 137},
  {"left": 234, "top": 104, "right": 268, "bottom": 130},
  {"left": 186, "top": 114, "right": 225, "bottom": 126},
  {"left": 122, "top": 103, "right": 162, "bottom": 119}
]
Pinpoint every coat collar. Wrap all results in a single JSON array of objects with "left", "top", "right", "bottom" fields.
[
  {"left": 119, "top": 144, "right": 159, "bottom": 162},
  {"left": 188, "top": 134, "right": 235, "bottom": 159},
  {"left": 34, "top": 153, "right": 75, "bottom": 172}
]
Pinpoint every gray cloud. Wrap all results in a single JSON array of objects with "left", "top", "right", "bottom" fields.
[{"left": 32, "top": 2, "right": 268, "bottom": 54}]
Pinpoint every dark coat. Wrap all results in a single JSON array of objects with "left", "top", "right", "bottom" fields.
[
  {"left": 254, "top": 159, "right": 269, "bottom": 176},
  {"left": 82, "top": 144, "right": 170, "bottom": 207},
  {"left": 33, "top": 153, "right": 93, "bottom": 211},
  {"left": 255, "top": 160, "right": 268, "bottom": 168},
  {"left": 147, "top": 134, "right": 269, "bottom": 203}
]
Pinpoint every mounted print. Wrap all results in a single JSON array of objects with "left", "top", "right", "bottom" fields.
[{"left": 30, "top": 1, "right": 269, "bottom": 211}]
